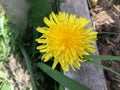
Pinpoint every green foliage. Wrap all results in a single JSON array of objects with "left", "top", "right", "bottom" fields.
[
  {"left": 37, "top": 63, "right": 91, "bottom": 90},
  {"left": 85, "top": 54, "right": 120, "bottom": 78},
  {"left": 98, "top": 32, "right": 117, "bottom": 39},
  {"left": 19, "top": 43, "right": 37, "bottom": 90},
  {"left": 29, "top": 0, "right": 52, "bottom": 26},
  {"left": 88, "top": 61, "right": 120, "bottom": 77},
  {"left": 0, "top": 10, "right": 19, "bottom": 90},
  {"left": 0, "top": 14, "right": 18, "bottom": 61},
  {"left": 0, "top": 14, "right": 10, "bottom": 61},
  {"left": 25, "top": 0, "right": 37, "bottom": 6},
  {"left": 0, "top": 82, "right": 10, "bottom": 90},
  {"left": 0, "top": 71, "right": 5, "bottom": 83},
  {"left": 27, "top": 0, "right": 52, "bottom": 59},
  {"left": 84, "top": 54, "right": 120, "bottom": 60}
]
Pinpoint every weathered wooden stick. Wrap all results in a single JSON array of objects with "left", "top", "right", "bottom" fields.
[{"left": 60, "top": 0, "right": 108, "bottom": 90}]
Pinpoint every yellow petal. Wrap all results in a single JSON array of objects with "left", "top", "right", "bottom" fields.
[
  {"left": 36, "top": 38, "right": 46, "bottom": 43},
  {"left": 51, "top": 12, "right": 58, "bottom": 24},
  {"left": 69, "top": 14, "right": 76, "bottom": 24},
  {"left": 42, "top": 52, "right": 53, "bottom": 62},
  {"left": 36, "top": 45, "right": 47, "bottom": 50},
  {"left": 40, "top": 49, "right": 47, "bottom": 52},
  {"left": 52, "top": 59, "right": 59, "bottom": 69},
  {"left": 44, "top": 17, "right": 51, "bottom": 27},
  {"left": 85, "top": 27, "right": 93, "bottom": 32},
  {"left": 36, "top": 27, "right": 47, "bottom": 33}
]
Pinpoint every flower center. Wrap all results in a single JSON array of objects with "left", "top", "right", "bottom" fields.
[{"left": 57, "top": 28, "right": 77, "bottom": 49}]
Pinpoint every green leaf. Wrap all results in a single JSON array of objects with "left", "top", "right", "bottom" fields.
[
  {"left": 88, "top": 61, "right": 120, "bottom": 77},
  {"left": 19, "top": 43, "right": 37, "bottom": 90},
  {"left": 0, "top": 72, "right": 5, "bottom": 78},
  {"left": 98, "top": 32, "right": 117, "bottom": 39},
  {"left": 29, "top": 0, "right": 52, "bottom": 26},
  {"left": 26, "top": 0, "right": 37, "bottom": 6},
  {"left": 0, "top": 71, "right": 5, "bottom": 82},
  {"left": 1, "top": 82, "right": 10, "bottom": 90},
  {"left": 84, "top": 55, "right": 120, "bottom": 61},
  {"left": 37, "top": 63, "right": 91, "bottom": 90}
]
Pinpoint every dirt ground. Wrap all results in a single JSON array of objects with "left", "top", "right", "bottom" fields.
[{"left": 90, "top": 0, "right": 120, "bottom": 90}]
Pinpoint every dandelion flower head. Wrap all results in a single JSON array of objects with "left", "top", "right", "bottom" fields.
[{"left": 36, "top": 12, "right": 98, "bottom": 72}]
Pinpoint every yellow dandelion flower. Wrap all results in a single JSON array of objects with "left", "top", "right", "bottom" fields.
[{"left": 36, "top": 12, "right": 98, "bottom": 72}]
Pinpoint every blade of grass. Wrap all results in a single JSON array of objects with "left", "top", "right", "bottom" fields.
[
  {"left": 84, "top": 55, "right": 120, "bottom": 60},
  {"left": 18, "top": 43, "right": 37, "bottom": 90},
  {"left": 37, "top": 63, "right": 91, "bottom": 90},
  {"left": 99, "top": 32, "right": 117, "bottom": 34},
  {"left": 98, "top": 32, "right": 117, "bottom": 39},
  {"left": 88, "top": 61, "right": 120, "bottom": 77},
  {"left": 58, "top": 84, "right": 64, "bottom": 90},
  {"left": 58, "top": 68, "right": 64, "bottom": 90}
]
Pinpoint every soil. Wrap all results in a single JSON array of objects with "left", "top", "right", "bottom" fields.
[
  {"left": 90, "top": 0, "right": 120, "bottom": 90},
  {"left": 4, "top": 55, "right": 32, "bottom": 90}
]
